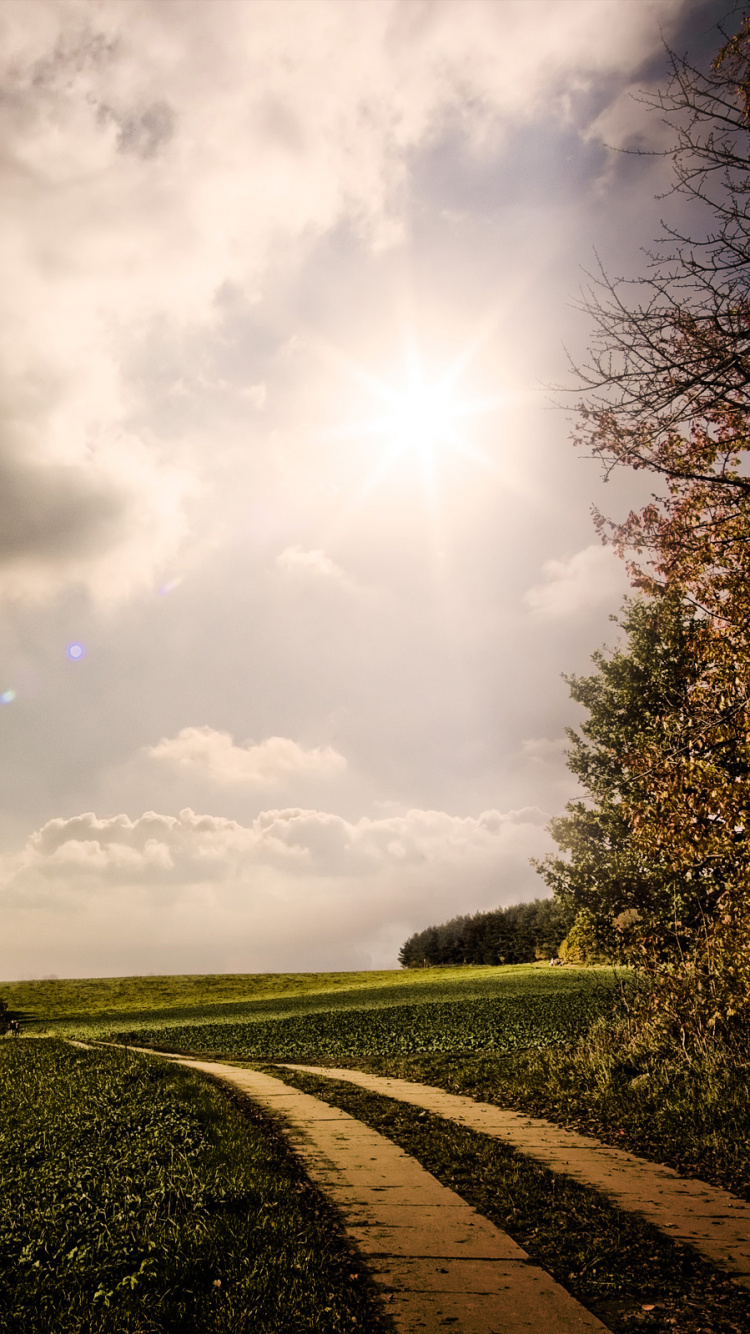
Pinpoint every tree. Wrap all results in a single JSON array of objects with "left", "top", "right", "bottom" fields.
[
  {"left": 575, "top": 19, "right": 750, "bottom": 445},
  {"left": 398, "top": 898, "right": 573, "bottom": 968},
  {"left": 564, "top": 17, "right": 750, "bottom": 1038},
  {"left": 538, "top": 592, "right": 750, "bottom": 1040},
  {"left": 573, "top": 20, "right": 750, "bottom": 617},
  {"left": 535, "top": 595, "right": 704, "bottom": 958}
]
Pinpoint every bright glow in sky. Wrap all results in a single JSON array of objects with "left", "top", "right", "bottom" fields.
[
  {"left": 0, "top": 0, "right": 719, "bottom": 981},
  {"left": 367, "top": 367, "right": 474, "bottom": 460},
  {"left": 334, "top": 339, "right": 502, "bottom": 508}
]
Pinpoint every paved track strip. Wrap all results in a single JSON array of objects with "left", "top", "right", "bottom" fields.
[
  {"left": 169, "top": 1056, "right": 610, "bottom": 1333},
  {"left": 282, "top": 1063, "right": 750, "bottom": 1289}
]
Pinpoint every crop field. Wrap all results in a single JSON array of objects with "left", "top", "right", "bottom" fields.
[
  {"left": 1, "top": 962, "right": 621, "bottom": 1038},
  {"left": 0, "top": 1038, "right": 389, "bottom": 1333},
  {"left": 1, "top": 967, "right": 462, "bottom": 1026},
  {"left": 1, "top": 964, "right": 622, "bottom": 1060},
  {"left": 100, "top": 966, "right": 620, "bottom": 1062}
]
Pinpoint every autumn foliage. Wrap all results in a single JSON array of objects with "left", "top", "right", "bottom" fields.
[{"left": 551, "top": 18, "right": 750, "bottom": 1046}]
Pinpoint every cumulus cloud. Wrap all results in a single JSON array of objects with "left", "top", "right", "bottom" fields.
[
  {"left": 524, "top": 543, "right": 629, "bottom": 619},
  {"left": 0, "top": 802, "right": 553, "bottom": 976},
  {"left": 21, "top": 802, "right": 547, "bottom": 884},
  {"left": 147, "top": 728, "right": 347, "bottom": 788}
]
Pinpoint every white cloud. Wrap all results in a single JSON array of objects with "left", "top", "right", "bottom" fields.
[
  {"left": 0, "top": 802, "right": 554, "bottom": 975},
  {"left": 276, "top": 545, "right": 350, "bottom": 583},
  {"left": 524, "top": 543, "right": 628, "bottom": 619},
  {"left": 147, "top": 727, "right": 347, "bottom": 787},
  {"left": 0, "top": 0, "right": 684, "bottom": 604}
]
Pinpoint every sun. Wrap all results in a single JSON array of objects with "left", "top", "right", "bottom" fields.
[
  {"left": 336, "top": 342, "right": 498, "bottom": 497},
  {"left": 378, "top": 372, "right": 464, "bottom": 465}
]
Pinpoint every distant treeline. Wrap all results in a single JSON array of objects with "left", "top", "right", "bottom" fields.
[{"left": 398, "top": 898, "right": 575, "bottom": 969}]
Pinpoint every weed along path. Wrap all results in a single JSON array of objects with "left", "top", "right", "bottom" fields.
[
  {"left": 170, "top": 1055, "right": 610, "bottom": 1334},
  {"left": 282, "top": 1064, "right": 750, "bottom": 1291}
]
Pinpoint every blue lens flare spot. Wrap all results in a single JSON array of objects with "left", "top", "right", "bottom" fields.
[
  {"left": 67, "top": 642, "right": 85, "bottom": 661},
  {"left": 0, "top": 689, "right": 15, "bottom": 704}
]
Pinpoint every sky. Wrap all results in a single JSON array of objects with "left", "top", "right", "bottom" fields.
[{"left": 0, "top": 0, "right": 738, "bottom": 980}]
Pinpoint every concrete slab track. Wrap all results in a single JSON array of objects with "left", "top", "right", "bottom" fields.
[
  {"left": 173, "top": 1057, "right": 610, "bottom": 1334},
  {"left": 282, "top": 1063, "right": 750, "bottom": 1291}
]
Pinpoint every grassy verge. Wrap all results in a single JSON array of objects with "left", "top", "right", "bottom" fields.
[
  {"left": 0, "top": 1040, "right": 392, "bottom": 1334},
  {"left": 302, "top": 1028, "right": 750, "bottom": 1201},
  {"left": 272, "top": 1067, "right": 750, "bottom": 1334}
]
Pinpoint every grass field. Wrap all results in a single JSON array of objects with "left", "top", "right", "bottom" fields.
[
  {"left": 1, "top": 967, "right": 468, "bottom": 1024},
  {"left": 59, "top": 965, "right": 620, "bottom": 1063},
  {"left": 2, "top": 964, "right": 747, "bottom": 1331},
  {"left": 105, "top": 984, "right": 613, "bottom": 1061},
  {"left": 0, "top": 1039, "right": 390, "bottom": 1333},
  {"left": 1, "top": 962, "right": 618, "bottom": 1033},
  {"left": 66, "top": 960, "right": 747, "bottom": 1202}
]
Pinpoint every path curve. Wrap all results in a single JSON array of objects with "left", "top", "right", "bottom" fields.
[
  {"left": 282, "top": 1063, "right": 750, "bottom": 1290},
  {"left": 173, "top": 1056, "right": 610, "bottom": 1334}
]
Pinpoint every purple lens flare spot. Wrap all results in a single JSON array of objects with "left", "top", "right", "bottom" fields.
[
  {"left": 0, "top": 689, "right": 15, "bottom": 704},
  {"left": 67, "top": 643, "right": 85, "bottom": 661}
]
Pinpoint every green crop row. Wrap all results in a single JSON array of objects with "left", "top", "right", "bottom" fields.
[
  {"left": 110, "top": 986, "right": 613, "bottom": 1063},
  {"left": 0, "top": 1040, "right": 389, "bottom": 1333}
]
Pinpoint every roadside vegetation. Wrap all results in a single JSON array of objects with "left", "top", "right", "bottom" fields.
[
  {"left": 0, "top": 1039, "right": 391, "bottom": 1334},
  {"left": 539, "top": 18, "right": 750, "bottom": 1057}
]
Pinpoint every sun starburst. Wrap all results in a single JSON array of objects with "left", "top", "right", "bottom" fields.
[{"left": 332, "top": 338, "right": 502, "bottom": 500}]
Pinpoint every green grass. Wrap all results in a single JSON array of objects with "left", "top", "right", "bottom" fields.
[
  {"left": 78, "top": 959, "right": 748, "bottom": 1199},
  {"left": 1, "top": 963, "right": 620, "bottom": 1034},
  {"left": 4, "top": 966, "right": 747, "bottom": 1329},
  {"left": 70, "top": 965, "right": 618, "bottom": 1058},
  {"left": 272, "top": 1067, "right": 750, "bottom": 1334},
  {"left": 1, "top": 964, "right": 554, "bottom": 1025},
  {"left": 0, "top": 1039, "right": 392, "bottom": 1333},
  {"left": 6, "top": 966, "right": 747, "bottom": 1329},
  {"left": 105, "top": 985, "right": 612, "bottom": 1062}
]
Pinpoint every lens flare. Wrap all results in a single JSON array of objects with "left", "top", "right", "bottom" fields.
[
  {"left": 0, "top": 689, "right": 16, "bottom": 704},
  {"left": 67, "top": 642, "right": 85, "bottom": 661}
]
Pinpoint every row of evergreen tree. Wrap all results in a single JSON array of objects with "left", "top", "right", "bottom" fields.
[{"left": 398, "top": 898, "right": 575, "bottom": 969}]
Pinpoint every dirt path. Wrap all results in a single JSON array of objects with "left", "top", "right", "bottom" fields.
[
  {"left": 282, "top": 1063, "right": 750, "bottom": 1290},
  {"left": 172, "top": 1056, "right": 610, "bottom": 1333}
]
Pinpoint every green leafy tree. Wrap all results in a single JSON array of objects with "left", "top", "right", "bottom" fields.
[
  {"left": 558, "top": 909, "right": 603, "bottom": 964},
  {"left": 398, "top": 898, "right": 573, "bottom": 968},
  {"left": 535, "top": 596, "right": 703, "bottom": 959}
]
